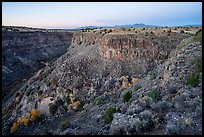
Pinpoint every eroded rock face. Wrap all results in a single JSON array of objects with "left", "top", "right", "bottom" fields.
[
  {"left": 99, "top": 34, "right": 160, "bottom": 60},
  {"left": 2, "top": 32, "right": 73, "bottom": 99}
]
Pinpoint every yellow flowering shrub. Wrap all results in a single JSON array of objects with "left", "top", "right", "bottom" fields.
[
  {"left": 132, "top": 78, "right": 140, "bottom": 83},
  {"left": 72, "top": 101, "right": 81, "bottom": 110},
  {"left": 10, "top": 109, "right": 41, "bottom": 133},
  {"left": 121, "top": 81, "right": 128, "bottom": 89},
  {"left": 11, "top": 122, "right": 19, "bottom": 133},
  {"left": 17, "top": 116, "right": 24, "bottom": 125},
  {"left": 30, "top": 109, "right": 40, "bottom": 121}
]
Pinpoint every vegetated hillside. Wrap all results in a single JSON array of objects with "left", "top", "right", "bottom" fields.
[
  {"left": 2, "top": 31, "right": 73, "bottom": 99},
  {"left": 2, "top": 26, "right": 202, "bottom": 135}
]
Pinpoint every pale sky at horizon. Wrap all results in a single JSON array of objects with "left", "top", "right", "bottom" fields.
[{"left": 2, "top": 2, "right": 202, "bottom": 29}]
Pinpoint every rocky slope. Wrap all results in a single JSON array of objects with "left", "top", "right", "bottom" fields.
[
  {"left": 2, "top": 30, "right": 73, "bottom": 99},
  {"left": 2, "top": 26, "right": 202, "bottom": 135}
]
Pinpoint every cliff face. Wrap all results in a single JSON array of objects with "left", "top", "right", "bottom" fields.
[
  {"left": 99, "top": 34, "right": 159, "bottom": 60},
  {"left": 2, "top": 32, "right": 73, "bottom": 98}
]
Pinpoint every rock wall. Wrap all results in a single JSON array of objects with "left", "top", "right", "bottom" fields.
[{"left": 2, "top": 32, "right": 73, "bottom": 98}]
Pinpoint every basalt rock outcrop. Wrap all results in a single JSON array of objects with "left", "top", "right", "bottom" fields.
[{"left": 2, "top": 31, "right": 73, "bottom": 99}]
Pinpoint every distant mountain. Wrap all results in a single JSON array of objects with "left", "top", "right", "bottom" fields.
[
  {"left": 76, "top": 23, "right": 160, "bottom": 30},
  {"left": 183, "top": 24, "right": 202, "bottom": 27}
]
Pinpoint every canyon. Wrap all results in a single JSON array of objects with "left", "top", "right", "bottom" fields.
[{"left": 2, "top": 26, "right": 202, "bottom": 135}]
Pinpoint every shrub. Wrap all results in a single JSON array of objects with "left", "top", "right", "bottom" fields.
[
  {"left": 103, "top": 107, "right": 120, "bottom": 124},
  {"left": 64, "top": 95, "right": 70, "bottom": 104},
  {"left": 26, "top": 89, "right": 31, "bottom": 96},
  {"left": 42, "top": 129, "right": 53, "bottom": 135},
  {"left": 167, "top": 29, "right": 171, "bottom": 33},
  {"left": 37, "top": 90, "right": 43, "bottom": 96},
  {"left": 150, "top": 31, "right": 154, "bottom": 34},
  {"left": 11, "top": 122, "right": 19, "bottom": 133},
  {"left": 135, "top": 31, "right": 137, "bottom": 33},
  {"left": 128, "top": 29, "right": 131, "bottom": 31},
  {"left": 143, "top": 28, "right": 145, "bottom": 30},
  {"left": 180, "top": 30, "right": 184, "bottom": 33},
  {"left": 148, "top": 69, "right": 158, "bottom": 80},
  {"left": 108, "top": 29, "right": 112, "bottom": 33},
  {"left": 165, "top": 124, "right": 181, "bottom": 135},
  {"left": 193, "top": 29, "right": 202, "bottom": 42},
  {"left": 187, "top": 73, "right": 200, "bottom": 87},
  {"left": 30, "top": 109, "right": 40, "bottom": 121},
  {"left": 72, "top": 101, "right": 81, "bottom": 111},
  {"left": 123, "top": 91, "right": 132, "bottom": 102},
  {"left": 66, "top": 89, "right": 73, "bottom": 95},
  {"left": 15, "top": 92, "right": 20, "bottom": 97},
  {"left": 140, "top": 96, "right": 153, "bottom": 107},
  {"left": 48, "top": 103, "right": 58, "bottom": 115},
  {"left": 94, "top": 96, "right": 104, "bottom": 106},
  {"left": 148, "top": 89, "right": 160, "bottom": 103},
  {"left": 56, "top": 98, "right": 64, "bottom": 106},
  {"left": 134, "top": 85, "right": 142, "bottom": 91},
  {"left": 59, "top": 119, "right": 71, "bottom": 131}
]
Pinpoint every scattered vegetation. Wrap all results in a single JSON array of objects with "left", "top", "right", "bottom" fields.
[
  {"left": 193, "top": 29, "right": 202, "bottom": 42},
  {"left": 148, "top": 69, "right": 158, "bottom": 80},
  {"left": 123, "top": 91, "right": 132, "bottom": 102},
  {"left": 148, "top": 89, "right": 160, "bottom": 103},
  {"left": 103, "top": 107, "right": 121, "bottom": 124},
  {"left": 108, "top": 29, "right": 113, "bottom": 33},
  {"left": 134, "top": 84, "right": 142, "bottom": 91},
  {"left": 165, "top": 124, "right": 181, "bottom": 135},
  {"left": 59, "top": 119, "right": 71, "bottom": 131},
  {"left": 94, "top": 96, "right": 104, "bottom": 106},
  {"left": 167, "top": 29, "right": 171, "bottom": 33},
  {"left": 180, "top": 30, "right": 184, "bottom": 33},
  {"left": 56, "top": 98, "right": 64, "bottom": 106},
  {"left": 187, "top": 73, "right": 200, "bottom": 87},
  {"left": 48, "top": 103, "right": 58, "bottom": 115},
  {"left": 187, "top": 56, "right": 202, "bottom": 87},
  {"left": 37, "top": 90, "right": 43, "bottom": 96},
  {"left": 11, "top": 109, "right": 40, "bottom": 133},
  {"left": 140, "top": 96, "right": 153, "bottom": 108}
]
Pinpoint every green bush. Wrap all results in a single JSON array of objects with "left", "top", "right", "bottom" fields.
[
  {"left": 192, "top": 57, "right": 202, "bottom": 73},
  {"left": 26, "top": 89, "right": 31, "bottom": 96},
  {"left": 66, "top": 89, "right": 73, "bottom": 95},
  {"left": 187, "top": 73, "right": 200, "bottom": 87},
  {"left": 103, "top": 107, "right": 120, "bottom": 124},
  {"left": 186, "top": 57, "right": 202, "bottom": 87},
  {"left": 123, "top": 91, "right": 132, "bottom": 102},
  {"left": 59, "top": 119, "right": 71, "bottom": 131},
  {"left": 134, "top": 85, "right": 142, "bottom": 91},
  {"left": 193, "top": 29, "right": 202, "bottom": 42},
  {"left": 48, "top": 103, "right": 58, "bottom": 115},
  {"left": 149, "top": 69, "right": 158, "bottom": 80},
  {"left": 56, "top": 98, "right": 64, "bottom": 106},
  {"left": 94, "top": 96, "right": 104, "bottom": 106},
  {"left": 148, "top": 89, "right": 160, "bottom": 103},
  {"left": 64, "top": 95, "right": 70, "bottom": 103},
  {"left": 180, "top": 30, "right": 184, "bottom": 33},
  {"left": 165, "top": 124, "right": 181, "bottom": 135},
  {"left": 37, "top": 90, "right": 43, "bottom": 96}
]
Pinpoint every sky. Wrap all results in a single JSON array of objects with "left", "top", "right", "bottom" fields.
[{"left": 2, "top": 2, "right": 202, "bottom": 29}]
